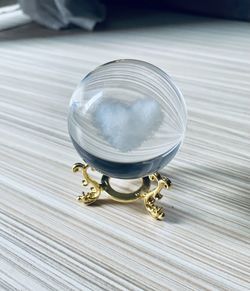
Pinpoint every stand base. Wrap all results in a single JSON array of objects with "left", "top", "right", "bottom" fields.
[{"left": 72, "top": 161, "right": 171, "bottom": 220}]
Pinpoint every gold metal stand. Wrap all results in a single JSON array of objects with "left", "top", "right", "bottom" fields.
[{"left": 72, "top": 161, "right": 171, "bottom": 220}]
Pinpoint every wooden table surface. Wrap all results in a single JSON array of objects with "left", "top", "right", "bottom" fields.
[{"left": 0, "top": 11, "right": 249, "bottom": 291}]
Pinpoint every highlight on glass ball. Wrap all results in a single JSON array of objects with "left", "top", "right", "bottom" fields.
[{"left": 68, "top": 59, "right": 187, "bottom": 220}]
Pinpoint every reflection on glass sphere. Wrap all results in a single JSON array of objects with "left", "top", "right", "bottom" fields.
[{"left": 68, "top": 59, "right": 187, "bottom": 179}]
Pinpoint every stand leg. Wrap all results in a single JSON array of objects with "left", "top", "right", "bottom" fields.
[
  {"left": 144, "top": 173, "right": 171, "bottom": 220},
  {"left": 72, "top": 162, "right": 102, "bottom": 205}
]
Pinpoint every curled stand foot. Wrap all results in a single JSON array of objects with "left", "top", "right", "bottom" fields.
[
  {"left": 72, "top": 162, "right": 102, "bottom": 205},
  {"left": 144, "top": 173, "right": 171, "bottom": 220}
]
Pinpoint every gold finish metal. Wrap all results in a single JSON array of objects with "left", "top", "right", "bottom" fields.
[
  {"left": 72, "top": 162, "right": 102, "bottom": 204},
  {"left": 72, "top": 161, "right": 171, "bottom": 220},
  {"left": 143, "top": 173, "right": 171, "bottom": 220},
  {"left": 101, "top": 175, "right": 151, "bottom": 203}
]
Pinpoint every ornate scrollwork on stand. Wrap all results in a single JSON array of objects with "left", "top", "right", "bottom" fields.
[
  {"left": 143, "top": 173, "right": 171, "bottom": 220},
  {"left": 72, "top": 162, "right": 102, "bottom": 204},
  {"left": 72, "top": 161, "right": 171, "bottom": 220}
]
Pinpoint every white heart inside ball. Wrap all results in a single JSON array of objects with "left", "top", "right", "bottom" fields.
[{"left": 92, "top": 98, "right": 163, "bottom": 152}]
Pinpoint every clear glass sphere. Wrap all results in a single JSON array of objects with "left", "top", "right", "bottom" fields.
[{"left": 68, "top": 59, "right": 187, "bottom": 179}]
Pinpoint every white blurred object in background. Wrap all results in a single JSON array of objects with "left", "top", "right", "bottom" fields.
[{"left": 0, "top": 2, "right": 30, "bottom": 31}]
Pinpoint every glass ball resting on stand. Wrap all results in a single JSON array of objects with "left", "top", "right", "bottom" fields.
[{"left": 68, "top": 59, "right": 187, "bottom": 220}]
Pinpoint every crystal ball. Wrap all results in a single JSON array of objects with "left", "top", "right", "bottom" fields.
[{"left": 68, "top": 59, "right": 187, "bottom": 179}]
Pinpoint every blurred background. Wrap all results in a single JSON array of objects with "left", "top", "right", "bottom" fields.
[{"left": 0, "top": 0, "right": 250, "bottom": 32}]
